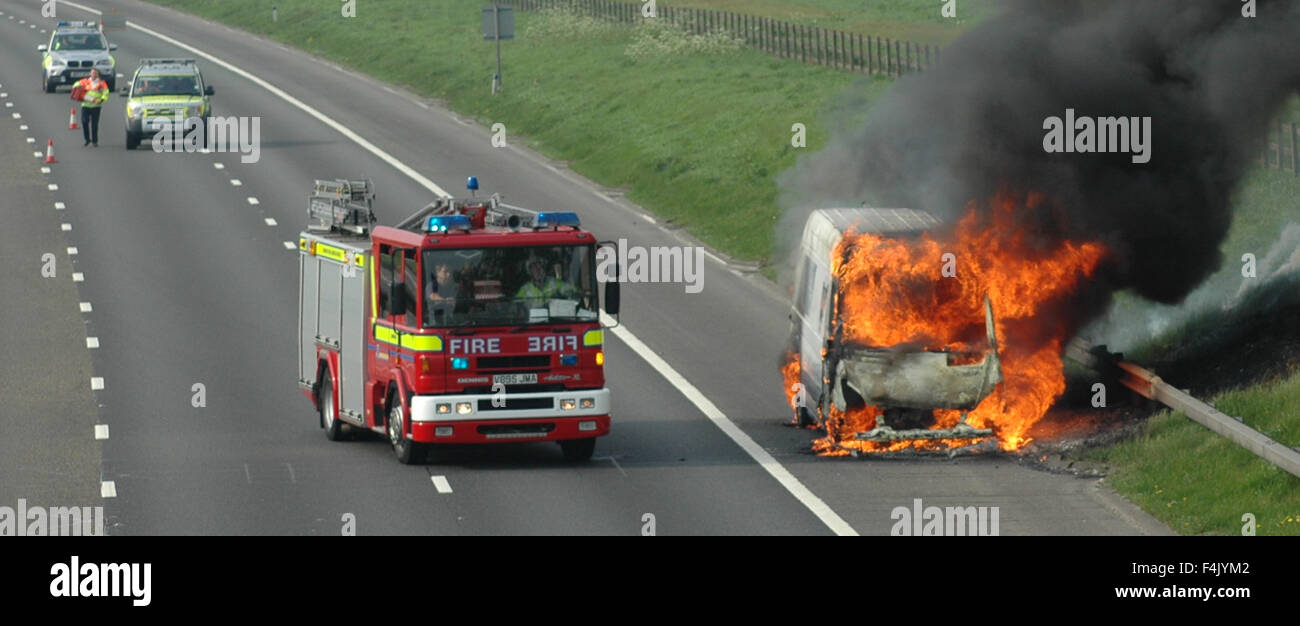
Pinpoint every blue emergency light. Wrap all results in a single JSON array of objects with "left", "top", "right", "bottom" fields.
[
  {"left": 535, "top": 212, "right": 581, "bottom": 228},
  {"left": 466, "top": 176, "right": 479, "bottom": 191},
  {"left": 427, "top": 215, "right": 472, "bottom": 232},
  {"left": 451, "top": 357, "right": 469, "bottom": 370}
]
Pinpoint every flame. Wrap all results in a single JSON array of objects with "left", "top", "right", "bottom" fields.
[{"left": 804, "top": 191, "right": 1107, "bottom": 454}]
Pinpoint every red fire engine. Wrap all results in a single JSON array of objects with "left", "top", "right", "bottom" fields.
[{"left": 297, "top": 177, "right": 618, "bottom": 463}]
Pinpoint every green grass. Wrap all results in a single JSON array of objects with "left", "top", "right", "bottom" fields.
[
  {"left": 145, "top": 0, "right": 896, "bottom": 263},
  {"left": 1084, "top": 371, "right": 1300, "bottom": 536},
  {"left": 665, "top": 0, "right": 1000, "bottom": 43}
]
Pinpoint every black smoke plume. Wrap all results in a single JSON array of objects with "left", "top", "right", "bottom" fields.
[{"left": 777, "top": 0, "right": 1300, "bottom": 309}]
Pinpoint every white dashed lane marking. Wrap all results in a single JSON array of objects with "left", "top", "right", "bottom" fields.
[
  {"left": 94, "top": 425, "right": 109, "bottom": 440},
  {"left": 264, "top": 218, "right": 277, "bottom": 226},
  {"left": 91, "top": 377, "right": 104, "bottom": 391},
  {"left": 86, "top": 337, "right": 99, "bottom": 349},
  {"left": 79, "top": 302, "right": 92, "bottom": 313},
  {"left": 431, "top": 476, "right": 453, "bottom": 494},
  {"left": 100, "top": 481, "right": 116, "bottom": 498}
]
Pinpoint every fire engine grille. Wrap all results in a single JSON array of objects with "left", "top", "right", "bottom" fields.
[
  {"left": 477, "top": 355, "right": 550, "bottom": 369},
  {"left": 477, "top": 423, "right": 555, "bottom": 439},
  {"left": 477, "top": 397, "right": 554, "bottom": 411}
]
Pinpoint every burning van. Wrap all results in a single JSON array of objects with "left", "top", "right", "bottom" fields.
[{"left": 787, "top": 208, "right": 1002, "bottom": 446}]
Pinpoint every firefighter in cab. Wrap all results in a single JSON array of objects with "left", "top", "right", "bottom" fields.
[{"left": 516, "top": 255, "right": 576, "bottom": 308}]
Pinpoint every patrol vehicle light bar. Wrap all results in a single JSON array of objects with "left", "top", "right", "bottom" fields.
[
  {"left": 427, "top": 215, "right": 473, "bottom": 232},
  {"left": 139, "top": 58, "right": 197, "bottom": 66},
  {"left": 535, "top": 212, "right": 580, "bottom": 228},
  {"left": 56, "top": 21, "right": 92, "bottom": 28}
]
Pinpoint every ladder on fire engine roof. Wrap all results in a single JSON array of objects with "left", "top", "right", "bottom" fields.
[
  {"left": 395, "top": 193, "right": 544, "bottom": 232},
  {"left": 307, "top": 178, "right": 377, "bottom": 235}
]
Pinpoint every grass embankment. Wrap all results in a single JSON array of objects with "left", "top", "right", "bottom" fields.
[
  {"left": 146, "top": 0, "right": 896, "bottom": 263},
  {"left": 1084, "top": 373, "right": 1300, "bottom": 536}
]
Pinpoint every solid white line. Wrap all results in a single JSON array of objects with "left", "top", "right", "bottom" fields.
[
  {"left": 72, "top": 272, "right": 84, "bottom": 282},
  {"left": 54, "top": 201, "right": 65, "bottom": 210},
  {"left": 100, "top": 481, "right": 116, "bottom": 498},
  {"left": 86, "top": 337, "right": 99, "bottom": 349},
  {"left": 91, "top": 377, "right": 104, "bottom": 391},
  {"left": 600, "top": 312, "right": 858, "bottom": 536},
  {"left": 67, "top": 246, "right": 77, "bottom": 255},
  {"left": 264, "top": 217, "right": 277, "bottom": 226},
  {"left": 247, "top": 197, "right": 259, "bottom": 205},
  {"left": 95, "top": 425, "right": 109, "bottom": 440},
  {"left": 61, "top": 0, "right": 853, "bottom": 536},
  {"left": 79, "top": 302, "right": 92, "bottom": 312},
  {"left": 430, "top": 476, "right": 453, "bottom": 494},
  {"left": 282, "top": 241, "right": 295, "bottom": 250},
  {"left": 230, "top": 179, "right": 242, "bottom": 186}
]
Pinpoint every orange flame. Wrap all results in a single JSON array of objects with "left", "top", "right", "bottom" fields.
[{"left": 806, "top": 191, "right": 1107, "bottom": 454}]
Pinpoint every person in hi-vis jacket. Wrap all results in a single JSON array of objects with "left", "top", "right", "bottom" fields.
[{"left": 76, "top": 68, "right": 110, "bottom": 146}]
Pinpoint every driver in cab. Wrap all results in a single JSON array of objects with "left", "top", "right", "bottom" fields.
[{"left": 515, "top": 256, "right": 576, "bottom": 308}]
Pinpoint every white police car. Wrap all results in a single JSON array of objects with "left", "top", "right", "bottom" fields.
[{"left": 38, "top": 21, "right": 117, "bottom": 93}]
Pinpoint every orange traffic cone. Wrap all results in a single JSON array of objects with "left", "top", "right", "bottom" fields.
[
  {"left": 44, "top": 139, "right": 56, "bottom": 164},
  {"left": 68, "top": 108, "right": 80, "bottom": 130}
]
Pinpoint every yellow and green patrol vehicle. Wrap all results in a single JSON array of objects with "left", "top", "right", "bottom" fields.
[
  {"left": 120, "top": 58, "right": 215, "bottom": 150},
  {"left": 39, "top": 21, "right": 117, "bottom": 93}
]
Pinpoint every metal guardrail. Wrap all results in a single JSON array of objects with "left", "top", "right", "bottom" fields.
[{"left": 1065, "top": 338, "right": 1300, "bottom": 479}]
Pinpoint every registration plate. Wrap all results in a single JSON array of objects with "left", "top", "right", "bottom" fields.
[
  {"left": 70, "top": 71, "right": 89, "bottom": 78},
  {"left": 492, "top": 373, "right": 537, "bottom": 386}
]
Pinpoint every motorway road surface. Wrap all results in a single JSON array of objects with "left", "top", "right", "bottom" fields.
[{"left": 0, "top": 0, "right": 1173, "bottom": 535}]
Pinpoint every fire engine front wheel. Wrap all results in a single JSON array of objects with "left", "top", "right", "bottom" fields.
[
  {"left": 559, "top": 438, "right": 596, "bottom": 462},
  {"left": 387, "top": 401, "right": 426, "bottom": 465}
]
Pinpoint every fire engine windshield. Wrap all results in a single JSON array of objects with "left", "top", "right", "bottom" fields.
[{"left": 422, "top": 245, "right": 598, "bottom": 328}]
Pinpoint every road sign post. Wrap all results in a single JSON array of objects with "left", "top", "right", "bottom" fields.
[{"left": 481, "top": 6, "right": 514, "bottom": 94}]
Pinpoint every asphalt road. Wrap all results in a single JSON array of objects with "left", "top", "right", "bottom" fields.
[{"left": 0, "top": 0, "right": 1173, "bottom": 535}]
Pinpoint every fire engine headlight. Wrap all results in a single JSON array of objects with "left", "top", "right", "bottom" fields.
[
  {"left": 434, "top": 426, "right": 454, "bottom": 437},
  {"left": 455, "top": 402, "right": 473, "bottom": 415},
  {"left": 560, "top": 399, "right": 576, "bottom": 411},
  {"left": 451, "top": 357, "right": 469, "bottom": 370},
  {"left": 580, "top": 398, "right": 595, "bottom": 409},
  {"left": 436, "top": 403, "right": 451, "bottom": 415}
]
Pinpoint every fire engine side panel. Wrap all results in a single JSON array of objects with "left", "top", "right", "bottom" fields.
[
  {"left": 298, "top": 250, "right": 320, "bottom": 387},
  {"left": 339, "top": 255, "right": 368, "bottom": 421}
]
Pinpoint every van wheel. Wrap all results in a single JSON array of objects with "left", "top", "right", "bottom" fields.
[
  {"left": 559, "top": 438, "right": 596, "bottom": 462},
  {"left": 320, "top": 373, "right": 345, "bottom": 441},
  {"left": 387, "top": 400, "right": 425, "bottom": 465},
  {"left": 125, "top": 131, "right": 139, "bottom": 150}
]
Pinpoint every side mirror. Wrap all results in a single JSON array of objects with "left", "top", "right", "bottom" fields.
[
  {"left": 37, "top": 45, "right": 47, "bottom": 52},
  {"left": 204, "top": 85, "right": 214, "bottom": 96},
  {"left": 108, "top": 44, "right": 118, "bottom": 51},
  {"left": 603, "top": 279, "right": 620, "bottom": 317}
]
